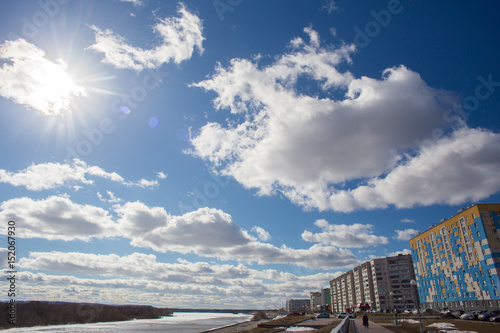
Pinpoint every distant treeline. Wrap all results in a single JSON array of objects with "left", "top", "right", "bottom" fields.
[{"left": 0, "top": 301, "right": 172, "bottom": 329}]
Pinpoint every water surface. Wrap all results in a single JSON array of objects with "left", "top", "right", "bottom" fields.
[{"left": 3, "top": 312, "right": 253, "bottom": 333}]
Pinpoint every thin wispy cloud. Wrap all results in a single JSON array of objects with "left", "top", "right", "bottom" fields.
[
  {"left": 0, "top": 39, "right": 87, "bottom": 115},
  {"left": 119, "top": 0, "right": 144, "bottom": 6},
  {"left": 89, "top": 3, "right": 204, "bottom": 71},
  {"left": 321, "top": 0, "right": 338, "bottom": 14},
  {"left": 0, "top": 159, "right": 158, "bottom": 191}
]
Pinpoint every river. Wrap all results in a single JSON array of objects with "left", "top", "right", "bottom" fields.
[{"left": 2, "top": 312, "right": 254, "bottom": 332}]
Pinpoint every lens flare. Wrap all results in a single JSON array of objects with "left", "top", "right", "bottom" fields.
[{"left": 149, "top": 117, "right": 160, "bottom": 128}]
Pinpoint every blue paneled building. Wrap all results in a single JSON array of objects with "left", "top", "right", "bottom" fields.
[{"left": 410, "top": 204, "right": 500, "bottom": 311}]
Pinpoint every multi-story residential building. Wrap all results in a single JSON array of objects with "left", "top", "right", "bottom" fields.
[
  {"left": 330, "top": 254, "right": 417, "bottom": 313},
  {"left": 370, "top": 254, "right": 418, "bottom": 312},
  {"left": 310, "top": 292, "right": 322, "bottom": 311},
  {"left": 286, "top": 299, "right": 310, "bottom": 313},
  {"left": 330, "top": 270, "right": 355, "bottom": 312},
  {"left": 321, "top": 288, "right": 331, "bottom": 311},
  {"left": 410, "top": 204, "right": 500, "bottom": 311}
]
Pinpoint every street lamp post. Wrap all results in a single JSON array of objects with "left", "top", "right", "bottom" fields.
[
  {"left": 389, "top": 292, "right": 398, "bottom": 330},
  {"left": 411, "top": 280, "right": 424, "bottom": 333}
]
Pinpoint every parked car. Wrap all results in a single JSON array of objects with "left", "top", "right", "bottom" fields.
[
  {"left": 460, "top": 310, "right": 477, "bottom": 320},
  {"left": 287, "top": 312, "right": 302, "bottom": 316},
  {"left": 349, "top": 313, "right": 357, "bottom": 318},
  {"left": 317, "top": 312, "right": 330, "bottom": 318},
  {"left": 472, "top": 310, "right": 487, "bottom": 320},
  {"left": 478, "top": 310, "right": 500, "bottom": 321},
  {"left": 338, "top": 312, "right": 349, "bottom": 318},
  {"left": 490, "top": 315, "right": 500, "bottom": 322}
]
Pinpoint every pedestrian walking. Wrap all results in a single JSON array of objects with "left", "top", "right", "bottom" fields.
[{"left": 362, "top": 313, "right": 369, "bottom": 328}]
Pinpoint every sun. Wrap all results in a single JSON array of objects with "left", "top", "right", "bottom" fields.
[
  {"left": 0, "top": 38, "right": 87, "bottom": 116},
  {"left": 29, "top": 58, "right": 88, "bottom": 115}
]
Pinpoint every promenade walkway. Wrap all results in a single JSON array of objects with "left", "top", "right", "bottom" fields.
[{"left": 351, "top": 317, "right": 394, "bottom": 333}]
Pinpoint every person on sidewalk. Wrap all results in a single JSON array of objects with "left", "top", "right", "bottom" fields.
[{"left": 362, "top": 313, "right": 369, "bottom": 328}]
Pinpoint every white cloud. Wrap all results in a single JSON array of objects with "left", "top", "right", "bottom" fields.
[
  {"left": 188, "top": 27, "right": 500, "bottom": 213},
  {"left": 114, "top": 203, "right": 358, "bottom": 269},
  {"left": 251, "top": 226, "right": 271, "bottom": 241},
  {"left": 4, "top": 258, "right": 340, "bottom": 308},
  {"left": 326, "top": 128, "right": 500, "bottom": 211},
  {"left": 388, "top": 249, "right": 412, "bottom": 256},
  {"left": 97, "top": 191, "right": 122, "bottom": 203},
  {"left": 302, "top": 219, "right": 388, "bottom": 248},
  {"left": 157, "top": 171, "right": 168, "bottom": 179},
  {"left": 0, "top": 193, "right": 357, "bottom": 269},
  {"left": 89, "top": 3, "right": 204, "bottom": 71},
  {"left": 0, "top": 39, "right": 87, "bottom": 115},
  {"left": 0, "top": 195, "right": 117, "bottom": 241},
  {"left": 401, "top": 218, "right": 415, "bottom": 223},
  {"left": 135, "top": 178, "right": 159, "bottom": 188},
  {"left": 0, "top": 248, "right": 8, "bottom": 267},
  {"left": 0, "top": 159, "right": 158, "bottom": 190},
  {"left": 120, "top": 0, "right": 144, "bottom": 6},
  {"left": 394, "top": 229, "right": 419, "bottom": 241},
  {"left": 321, "top": 0, "right": 337, "bottom": 14}
]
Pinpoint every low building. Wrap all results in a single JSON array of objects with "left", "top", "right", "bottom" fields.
[{"left": 286, "top": 299, "right": 310, "bottom": 313}]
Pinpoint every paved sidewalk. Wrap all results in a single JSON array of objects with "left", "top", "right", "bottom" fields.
[{"left": 352, "top": 317, "right": 394, "bottom": 333}]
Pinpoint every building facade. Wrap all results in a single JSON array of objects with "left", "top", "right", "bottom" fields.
[
  {"left": 321, "top": 288, "right": 331, "bottom": 311},
  {"left": 310, "top": 292, "right": 322, "bottom": 312},
  {"left": 286, "top": 299, "right": 310, "bottom": 313},
  {"left": 410, "top": 204, "right": 500, "bottom": 311},
  {"left": 370, "top": 255, "right": 418, "bottom": 312},
  {"left": 330, "top": 254, "right": 418, "bottom": 313}
]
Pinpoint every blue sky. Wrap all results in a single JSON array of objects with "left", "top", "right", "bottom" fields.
[{"left": 1, "top": 0, "right": 500, "bottom": 309}]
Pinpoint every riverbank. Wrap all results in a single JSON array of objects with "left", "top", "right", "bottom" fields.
[{"left": 0, "top": 301, "right": 171, "bottom": 330}]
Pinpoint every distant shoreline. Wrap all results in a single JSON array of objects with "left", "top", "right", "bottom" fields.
[{"left": 0, "top": 301, "right": 172, "bottom": 330}]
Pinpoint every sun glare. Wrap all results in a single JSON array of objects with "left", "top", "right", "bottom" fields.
[{"left": 30, "top": 58, "right": 87, "bottom": 115}]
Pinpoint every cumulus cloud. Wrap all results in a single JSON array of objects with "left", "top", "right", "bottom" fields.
[
  {"left": 327, "top": 128, "right": 500, "bottom": 211},
  {"left": 0, "top": 194, "right": 358, "bottom": 269},
  {"left": 388, "top": 249, "right": 412, "bottom": 256},
  {"left": 88, "top": 3, "right": 204, "bottom": 71},
  {"left": 0, "top": 159, "right": 157, "bottom": 190},
  {"left": 0, "top": 39, "right": 87, "bottom": 115},
  {"left": 302, "top": 219, "right": 388, "bottom": 248},
  {"left": 394, "top": 229, "right": 419, "bottom": 241},
  {"left": 188, "top": 27, "right": 500, "bottom": 213},
  {"left": 401, "top": 218, "right": 415, "bottom": 223},
  {"left": 251, "top": 226, "right": 271, "bottom": 241},
  {"left": 114, "top": 202, "right": 358, "bottom": 269},
  {"left": 0, "top": 196, "right": 116, "bottom": 241}
]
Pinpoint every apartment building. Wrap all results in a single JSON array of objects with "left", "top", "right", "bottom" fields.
[
  {"left": 286, "top": 299, "right": 310, "bottom": 313},
  {"left": 321, "top": 288, "right": 331, "bottom": 311},
  {"left": 370, "top": 254, "right": 418, "bottom": 312},
  {"left": 410, "top": 204, "right": 500, "bottom": 311},
  {"left": 330, "top": 254, "right": 417, "bottom": 312},
  {"left": 310, "top": 292, "right": 322, "bottom": 311}
]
